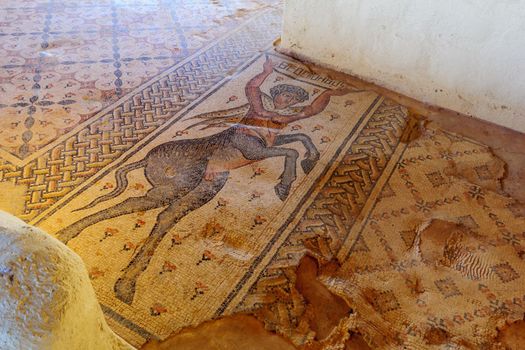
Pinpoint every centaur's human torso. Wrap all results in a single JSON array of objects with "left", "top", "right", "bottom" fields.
[{"left": 204, "top": 94, "right": 299, "bottom": 178}]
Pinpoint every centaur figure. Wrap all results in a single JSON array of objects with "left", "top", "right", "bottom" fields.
[{"left": 56, "top": 57, "right": 351, "bottom": 304}]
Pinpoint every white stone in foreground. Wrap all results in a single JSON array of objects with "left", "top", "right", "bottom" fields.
[{"left": 0, "top": 211, "right": 134, "bottom": 350}]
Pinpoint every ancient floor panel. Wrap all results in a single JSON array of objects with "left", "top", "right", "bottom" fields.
[
  {"left": 1, "top": 1, "right": 524, "bottom": 350},
  {"left": 226, "top": 125, "right": 525, "bottom": 350}
]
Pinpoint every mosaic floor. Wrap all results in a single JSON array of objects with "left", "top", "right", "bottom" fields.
[{"left": 1, "top": 1, "right": 525, "bottom": 349}]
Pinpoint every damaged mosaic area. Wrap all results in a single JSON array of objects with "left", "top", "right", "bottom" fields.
[{"left": 1, "top": 1, "right": 525, "bottom": 350}]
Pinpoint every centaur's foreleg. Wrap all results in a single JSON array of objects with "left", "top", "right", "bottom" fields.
[
  {"left": 114, "top": 171, "right": 229, "bottom": 304},
  {"left": 231, "top": 132, "right": 299, "bottom": 201},
  {"left": 274, "top": 133, "right": 320, "bottom": 174}
]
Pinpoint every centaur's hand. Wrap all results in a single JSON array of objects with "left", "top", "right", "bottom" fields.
[
  {"left": 263, "top": 56, "right": 274, "bottom": 73},
  {"left": 329, "top": 87, "right": 353, "bottom": 96}
]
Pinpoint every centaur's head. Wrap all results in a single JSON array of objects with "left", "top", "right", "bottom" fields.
[{"left": 270, "top": 84, "right": 309, "bottom": 110}]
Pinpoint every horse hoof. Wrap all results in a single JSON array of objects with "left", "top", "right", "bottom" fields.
[
  {"left": 114, "top": 277, "right": 136, "bottom": 305},
  {"left": 274, "top": 183, "right": 290, "bottom": 201},
  {"left": 301, "top": 158, "right": 317, "bottom": 174}
]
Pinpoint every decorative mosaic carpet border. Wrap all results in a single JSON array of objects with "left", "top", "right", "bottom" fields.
[{"left": 0, "top": 9, "right": 281, "bottom": 221}]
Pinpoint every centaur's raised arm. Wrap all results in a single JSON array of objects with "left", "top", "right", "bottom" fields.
[
  {"left": 271, "top": 88, "right": 350, "bottom": 124},
  {"left": 245, "top": 57, "right": 275, "bottom": 117}
]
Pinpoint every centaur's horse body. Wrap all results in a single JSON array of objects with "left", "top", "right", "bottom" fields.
[{"left": 56, "top": 57, "right": 349, "bottom": 304}]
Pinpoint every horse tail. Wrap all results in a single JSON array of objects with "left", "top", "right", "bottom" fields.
[{"left": 73, "top": 159, "right": 147, "bottom": 211}]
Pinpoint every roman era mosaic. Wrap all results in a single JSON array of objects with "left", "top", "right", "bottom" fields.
[{"left": 2, "top": 1, "right": 525, "bottom": 349}]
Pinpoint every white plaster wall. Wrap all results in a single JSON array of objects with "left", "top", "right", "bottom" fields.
[{"left": 282, "top": 0, "right": 525, "bottom": 132}]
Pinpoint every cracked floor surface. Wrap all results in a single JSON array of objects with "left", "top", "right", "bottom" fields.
[{"left": 1, "top": 1, "right": 525, "bottom": 349}]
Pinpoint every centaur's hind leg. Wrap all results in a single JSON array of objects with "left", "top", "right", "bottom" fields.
[
  {"left": 114, "top": 172, "right": 229, "bottom": 304},
  {"left": 55, "top": 187, "right": 170, "bottom": 244}
]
